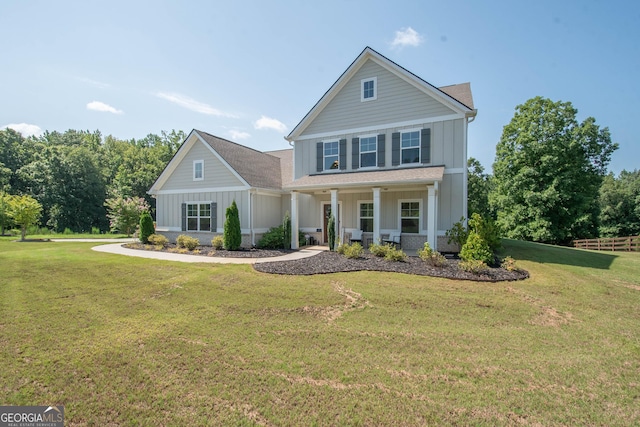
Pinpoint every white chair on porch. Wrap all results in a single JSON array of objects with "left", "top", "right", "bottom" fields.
[
  {"left": 350, "top": 230, "right": 363, "bottom": 244},
  {"left": 383, "top": 231, "right": 401, "bottom": 247}
]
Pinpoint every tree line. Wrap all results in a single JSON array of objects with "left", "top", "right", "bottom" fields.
[
  {"left": 0, "top": 128, "right": 184, "bottom": 234},
  {"left": 467, "top": 96, "right": 638, "bottom": 244}
]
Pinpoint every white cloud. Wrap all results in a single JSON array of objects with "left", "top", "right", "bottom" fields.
[
  {"left": 1, "top": 123, "right": 43, "bottom": 137},
  {"left": 86, "top": 101, "right": 123, "bottom": 114},
  {"left": 229, "top": 130, "right": 251, "bottom": 140},
  {"left": 391, "top": 27, "right": 424, "bottom": 48},
  {"left": 156, "top": 92, "right": 237, "bottom": 118},
  {"left": 254, "top": 116, "right": 287, "bottom": 133},
  {"left": 79, "top": 77, "right": 110, "bottom": 89}
]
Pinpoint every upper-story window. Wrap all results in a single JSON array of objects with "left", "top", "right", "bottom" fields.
[
  {"left": 361, "top": 77, "right": 377, "bottom": 102},
  {"left": 324, "top": 141, "right": 339, "bottom": 170},
  {"left": 360, "top": 136, "right": 377, "bottom": 168},
  {"left": 193, "top": 160, "right": 204, "bottom": 181},
  {"left": 401, "top": 131, "right": 420, "bottom": 164}
]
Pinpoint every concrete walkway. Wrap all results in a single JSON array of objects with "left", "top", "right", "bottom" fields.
[{"left": 91, "top": 242, "right": 325, "bottom": 264}]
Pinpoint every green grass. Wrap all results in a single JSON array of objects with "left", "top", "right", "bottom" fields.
[{"left": 1, "top": 240, "right": 639, "bottom": 425}]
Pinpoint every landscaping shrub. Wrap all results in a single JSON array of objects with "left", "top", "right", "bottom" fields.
[
  {"left": 468, "top": 213, "right": 501, "bottom": 252},
  {"left": 224, "top": 200, "right": 241, "bottom": 250},
  {"left": 283, "top": 211, "right": 291, "bottom": 249},
  {"left": 147, "top": 234, "right": 168, "bottom": 247},
  {"left": 500, "top": 256, "right": 518, "bottom": 271},
  {"left": 257, "top": 225, "right": 305, "bottom": 249},
  {"left": 460, "top": 231, "right": 494, "bottom": 264},
  {"left": 339, "top": 242, "right": 363, "bottom": 259},
  {"left": 369, "top": 242, "right": 392, "bottom": 257},
  {"left": 459, "top": 259, "right": 489, "bottom": 274},
  {"left": 139, "top": 211, "right": 155, "bottom": 244},
  {"left": 211, "top": 235, "right": 224, "bottom": 250},
  {"left": 328, "top": 214, "right": 336, "bottom": 251},
  {"left": 384, "top": 246, "right": 407, "bottom": 262},
  {"left": 445, "top": 217, "right": 469, "bottom": 250},
  {"left": 417, "top": 242, "right": 447, "bottom": 267},
  {"left": 177, "top": 234, "right": 199, "bottom": 250}
]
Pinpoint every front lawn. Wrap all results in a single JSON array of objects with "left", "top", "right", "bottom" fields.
[{"left": 0, "top": 240, "right": 638, "bottom": 425}]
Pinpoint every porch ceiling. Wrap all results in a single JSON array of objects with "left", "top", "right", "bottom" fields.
[{"left": 284, "top": 166, "right": 445, "bottom": 192}]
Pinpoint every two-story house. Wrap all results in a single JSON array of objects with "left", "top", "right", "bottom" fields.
[{"left": 149, "top": 47, "right": 476, "bottom": 251}]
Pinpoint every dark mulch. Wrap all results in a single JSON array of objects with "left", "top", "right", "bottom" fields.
[
  {"left": 254, "top": 251, "right": 529, "bottom": 282},
  {"left": 124, "top": 244, "right": 528, "bottom": 282}
]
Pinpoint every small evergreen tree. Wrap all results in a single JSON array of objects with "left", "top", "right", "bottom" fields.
[
  {"left": 328, "top": 214, "right": 336, "bottom": 251},
  {"left": 224, "top": 200, "right": 241, "bottom": 250},
  {"left": 283, "top": 211, "right": 291, "bottom": 249},
  {"left": 139, "top": 211, "right": 155, "bottom": 244}
]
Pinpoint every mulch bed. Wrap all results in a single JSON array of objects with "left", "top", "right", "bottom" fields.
[
  {"left": 253, "top": 251, "right": 529, "bottom": 282},
  {"left": 125, "top": 243, "right": 528, "bottom": 282}
]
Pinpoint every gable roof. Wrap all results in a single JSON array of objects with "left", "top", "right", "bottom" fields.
[
  {"left": 196, "top": 131, "right": 283, "bottom": 190},
  {"left": 286, "top": 46, "right": 476, "bottom": 141},
  {"left": 149, "top": 130, "right": 287, "bottom": 193}
]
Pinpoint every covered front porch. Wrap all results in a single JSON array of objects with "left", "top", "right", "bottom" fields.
[{"left": 285, "top": 166, "right": 445, "bottom": 252}]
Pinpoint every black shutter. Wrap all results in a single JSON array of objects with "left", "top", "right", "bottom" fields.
[
  {"left": 339, "top": 139, "right": 347, "bottom": 170},
  {"left": 316, "top": 142, "right": 323, "bottom": 172},
  {"left": 181, "top": 202, "right": 187, "bottom": 231},
  {"left": 210, "top": 202, "right": 217, "bottom": 232},
  {"left": 421, "top": 128, "right": 431, "bottom": 164},
  {"left": 352, "top": 137, "right": 360, "bottom": 169},
  {"left": 377, "top": 134, "right": 386, "bottom": 167},
  {"left": 392, "top": 132, "right": 400, "bottom": 166}
]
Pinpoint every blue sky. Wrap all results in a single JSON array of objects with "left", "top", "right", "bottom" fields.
[{"left": 1, "top": 0, "right": 638, "bottom": 174}]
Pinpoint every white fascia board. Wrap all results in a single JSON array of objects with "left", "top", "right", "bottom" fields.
[
  {"left": 153, "top": 186, "right": 249, "bottom": 195},
  {"left": 292, "top": 113, "right": 464, "bottom": 142}
]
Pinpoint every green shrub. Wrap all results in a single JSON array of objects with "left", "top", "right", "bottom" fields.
[
  {"left": 91, "top": 227, "right": 101, "bottom": 235},
  {"left": 418, "top": 243, "right": 446, "bottom": 267},
  {"left": 445, "top": 217, "right": 469, "bottom": 250},
  {"left": 501, "top": 256, "right": 518, "bottom": 271},
  {"left": 257, "top": 225, "right": 305, "bottom": 249},
  {"left": 63, "top": 227, "right": 74, "bottom": 235},
  {"left": 224, "top": 200, "right": 241, "bottom": 250},
  {"left": 369, "top": 242, "right": 390, "bottom": 257},
  {"left": 459, "top": 259, "right": 489, "bottom": 274},
  {"left": 327, "top": 214, "right": 336, "bottom": 251},
  {"left": 177, "top": 234, "right": 199, "bottom": 250},
  {"left": 211, "top": 235, "right": 224, "bottom": 250},
  {"left": 139, "top": 211, "right": 155, "bottom": 244},
  {"left": 468, "top": 213, "right": 501, "bottom": 252},
  {"left": 283, "top": 211, "right": 291, "bottom": 249},
  {"left": 147, "top": 234, "right": 168, "bottom": 247},
  {"left": 460, "top": 231, "right": 494, "bottom": 264},
  {"left": 340, "top": 242, "right": 363, "bottom": 259},
  {"left": 384, "top": 246, "right": 407, "bottom": 262}
]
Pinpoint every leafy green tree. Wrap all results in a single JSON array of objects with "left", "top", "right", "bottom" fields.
[
  {"left": 224, "top": 200, "right": 241, "bottom": 250},
  {"left": 8, "top": 194, "right": 42, "bottom": 241},
  {"left": 139, "top": 211, "right": 155, "bottom": 243},
  {"left": 0, "top": 128, "right": 38, "bottom": 193},
  {"left": 490, "top": 97, "right": 617, "bottom": 244},
  {"left": 599, "top": 170, "right": 640, "bottom": 237},
  {"left": 0, "top": 191, "right": 12, "bottom": 235},
  {"left": 467, "top": 157, "right": 492, "bottom": 218},
  {"left": 105, "top": 195, "right": 150, "bottom": 236}
]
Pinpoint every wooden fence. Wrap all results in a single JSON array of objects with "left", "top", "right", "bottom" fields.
[{"left": 573, "top": 236, "right": 640, "bottom": 252}]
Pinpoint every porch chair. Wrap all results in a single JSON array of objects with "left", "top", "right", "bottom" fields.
[
  {"left": 350, "top": 230, "right": 363, "bottom": 244},
  {"left": 383, "top": 231, "right": 401, "bottom": 248}
]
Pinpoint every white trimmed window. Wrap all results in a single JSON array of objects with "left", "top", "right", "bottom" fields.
[
  {"left": 360, "top": 136, "right": 377, "bottom": 168},
  {"left": 401, "top": 131, "right": 420, "bottom": 164},
  {"left": 193, "top": 160, "right": 204, "bottom": 181},
  {"left": 187, "top": 203, "right": 211, "bottom": 231},
  {"left": 399, "top": 200, "right": 421, "bottom": 234},
  {"left": 361, "top": 77, "right": 377, "bottom": 102},
  {"left": 324, "top": 141, "right": 339, "bottom": 170},
  {"left": 359, "top": 201, "right": 374, "bottom": 232}
]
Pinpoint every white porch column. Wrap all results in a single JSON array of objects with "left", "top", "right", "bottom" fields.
[
  {"left": 291, "top": 191, "right": 299, "bottom": 249},
  {"left": 427, "top": 184, "right": 438, "bottom": 250},
  {"left": 372, "top": 187, "right": 381, "bottom": 245}
]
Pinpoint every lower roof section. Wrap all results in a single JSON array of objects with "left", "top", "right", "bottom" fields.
[{"left": 284, "top": 166, "right": 445, "bottom": 192}]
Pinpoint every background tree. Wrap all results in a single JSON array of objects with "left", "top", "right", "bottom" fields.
[
  {"left": 490, "top": 97, "right": 617, "bottom": 244},
  {"left": 467, "top": 157, "right": 492, "bottom": 218},
  {"left": 105, "top": 195, "right": 150, "bottom": 236},
  {"left": 224, "top": 200, "right": 241, "bottom": 250},
  {"left": 0, "top": 191, "right": 12, "bottom": 235},
  {"left": 8, "top": 194, "right": 42, "bottom": 241},
  {"left": 598, "top": 169, "right": 640, "bottom": 237}
]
